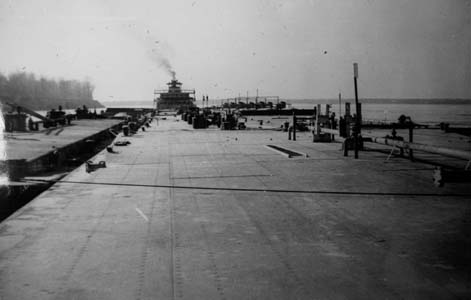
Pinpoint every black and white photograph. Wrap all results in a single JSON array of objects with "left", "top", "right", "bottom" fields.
[{"left": 0, "top": 0, "right": 470, "bottom": 299}]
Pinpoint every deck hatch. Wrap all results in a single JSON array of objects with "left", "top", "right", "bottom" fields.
[{"left": 265, "top": 145, "right": 306, "bottom": 158}]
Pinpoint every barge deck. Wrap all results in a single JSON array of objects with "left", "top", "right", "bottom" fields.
[
  {"left": 0, "top": 116, "right": 469, "bottom": 299},
  {"left": 1, "top": 119, "right": 123, "bottom": 221},
  {"left": 3, "top": 119, "right": 122, "bottom": 161}
]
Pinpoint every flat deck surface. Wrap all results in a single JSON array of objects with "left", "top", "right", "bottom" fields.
[
  {"left": 0, "top": 116, "right": 470, "bottom": 299},
  {"left": 3, "top": 119, "right": 122, "bottom": 160},
  {"left": 243, "top": 116, "right": 471, "bottom": 152}
]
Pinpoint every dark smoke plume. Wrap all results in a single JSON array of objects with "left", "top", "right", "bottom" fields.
[
  {"left": 157, "top": 56, "right": 176, "bottom": 80},
  {"left": 124, "top": 24, "right": 176, "bottom": 80},
  {"left": 150, "top": 48, "right": 176, "bottom": 80}
]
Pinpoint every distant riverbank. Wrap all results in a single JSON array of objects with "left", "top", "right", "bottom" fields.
[
  {"left": 285, "top": 98, "right": 471, "bottom": 105},
  {"left": 0, "top": 97, "right": 104, "bottom": 112},
  {"left": 290, "top": 102, "right": 471, "bottom": 126},
  {"left": 103, "top": 99, "right": 471, "bottom": 126}
]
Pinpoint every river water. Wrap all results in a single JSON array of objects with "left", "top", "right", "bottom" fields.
[
  {"left": 197, "top": 99, "right": 471, "bottom": 126},
  {"left": 291, "top": 102, "right": 471, "bottom": 126}
]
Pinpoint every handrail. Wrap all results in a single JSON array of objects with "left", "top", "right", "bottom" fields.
[{"left": 319, "top": 127, "right": 471, "bottom": 161}]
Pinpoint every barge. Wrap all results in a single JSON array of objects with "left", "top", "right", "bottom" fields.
[{"left": 0, "top": 115, "right": 470, "bottom": 299}]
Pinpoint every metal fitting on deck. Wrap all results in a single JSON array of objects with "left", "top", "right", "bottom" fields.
[{"left": 86, "top": 161, "right": 106, "bottom": 173}]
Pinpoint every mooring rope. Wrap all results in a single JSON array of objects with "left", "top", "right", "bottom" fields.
[{"left": 20, "top": 178, "right": 471, "bottom": 198}]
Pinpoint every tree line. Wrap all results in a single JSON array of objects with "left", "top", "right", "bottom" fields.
[{"left": 0, "top": 71, "right": 103, "bottom": 111}]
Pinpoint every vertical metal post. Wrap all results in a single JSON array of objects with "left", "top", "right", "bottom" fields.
[
  {"left": 357, "top": 103, "right": 362, "bottom": 127},
  {"left": 353, "top": 63, "right": 359, "bottom": 159},
  {"left": 339, "top": 92, "right": 342, "bottom": 117},
  {"left": 343, "top": 139, "right": 349, "bottom": 156},
  {"left": 292, "top": 110, "right": 296, "bottom": 141},
  {"left": 409, "top": 125, "right": 414, "bottom": 161}
]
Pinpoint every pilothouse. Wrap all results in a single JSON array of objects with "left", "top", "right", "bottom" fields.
[{"left": 154, "top": 77, "right": 196, "bottom": 113}]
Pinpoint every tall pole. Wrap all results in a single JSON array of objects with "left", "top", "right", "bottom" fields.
[
  {"left": 338, "top": 92, "right": 342, "bottom": 117},
  {"left": 353, "top": 63, "right": 360, "bottom": 159}
]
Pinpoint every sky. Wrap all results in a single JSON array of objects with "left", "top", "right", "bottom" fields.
[{"left": 0, "top": 0, "right": 470, "bottom": 102}]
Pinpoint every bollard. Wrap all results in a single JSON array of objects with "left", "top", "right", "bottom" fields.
[
  {"left": 123, "top": 125, "right": 129, "bottom": 136},
  {"left": 288, "top": 127, "right": 292, "bottom": 140},
  {"left": 86, "top": 161, "right": 106, "bottom": 173}
]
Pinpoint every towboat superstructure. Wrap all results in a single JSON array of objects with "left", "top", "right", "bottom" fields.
[{"left": 154, "top": 78, "right": 195, "bottom": 112}]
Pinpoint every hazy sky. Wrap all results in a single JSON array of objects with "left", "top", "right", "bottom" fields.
[{"left": 1, "top": 0, "right": 470, "bottom": 101}]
